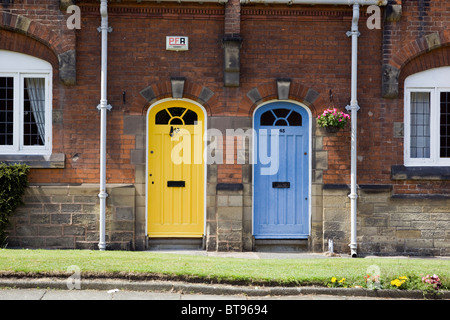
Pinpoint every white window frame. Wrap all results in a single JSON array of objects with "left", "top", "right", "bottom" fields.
[
  {"left": 0, "top": 50, "right": 52, "bottom": 155},
  {"left": 404, "top": 67, "right": 450, "bottom": 167}
]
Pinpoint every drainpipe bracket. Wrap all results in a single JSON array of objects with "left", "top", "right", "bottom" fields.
[
  {"left": 346, "top": 30, "right": 360, "bottom": 38},
  {"left": 97, "top": 104, "right": 113, "bottom": 111},
  {"left": 345, "top": 104, "right": 360, "bottom": 112},
  {"left": 97, "top": 26, "right": 113, "bottom": 33}
]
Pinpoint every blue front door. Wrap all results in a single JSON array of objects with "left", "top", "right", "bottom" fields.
[{"left": 253, "top": 102, "right": 310, "bottom": 239}]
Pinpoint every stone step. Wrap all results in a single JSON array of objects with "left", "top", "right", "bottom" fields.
[
  {"left": 147, "top": 238, "right": 204, "bottom": 250},
  {"left": 254, "top": 239, "right": 309, "bottom": 252}
]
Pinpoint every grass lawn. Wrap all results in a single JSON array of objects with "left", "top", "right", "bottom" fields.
[{"left": 0, "top": 249, "right": 449, "bottom": 291}]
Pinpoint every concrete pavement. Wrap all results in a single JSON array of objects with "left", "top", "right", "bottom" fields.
[{"left": 0, "top": 287, "right": 396, "bottom": 300}]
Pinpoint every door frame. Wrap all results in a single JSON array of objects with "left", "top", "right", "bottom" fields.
[
  {"left": 145, "top": 98, "right": 208, "bottom": 238},
  {"left": 251, "top": 100, "right": 312, "bottom": 238}
]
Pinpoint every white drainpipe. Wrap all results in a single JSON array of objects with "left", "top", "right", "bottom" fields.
[
  {"left": 345, "top": 3, "right": 360, "bottom": 258},
  {"left": 98, "top": 0, "right": 112, "bottom": 251}
]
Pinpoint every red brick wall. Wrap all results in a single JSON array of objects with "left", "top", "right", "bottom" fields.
[
  {"left": 224, "top": 0, "right": 240, "bottom": 36},
  {"left": 1, "top": 1, "right": 449, "bottom": 193},
  {"left": 240, "top": 7, "right": 382, "bottom": 185},
  {"left": 61, "top": 3, "right": 224, "bottom": 184},
  {"left": 0, "top": 2, "right": 378, "bottom": 186},
  {"left": 0, "top": 0, "right": 75, "bottom": 54}
]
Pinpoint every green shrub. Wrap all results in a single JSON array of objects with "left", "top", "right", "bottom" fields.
[{"left": 0, "top": 163, "right": 30, "bottom": 246}]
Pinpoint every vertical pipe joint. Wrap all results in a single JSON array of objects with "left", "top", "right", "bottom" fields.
[
  {"left": 351, "top": 3, "right": 360, "bottom": 30},
  {"left": 100, "top": 0, "right": 108, "bottom": 18}
]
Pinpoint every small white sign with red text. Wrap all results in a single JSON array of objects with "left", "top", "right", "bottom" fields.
[{"left": 166, "top": 36, "right": 189, "bottom": 51}]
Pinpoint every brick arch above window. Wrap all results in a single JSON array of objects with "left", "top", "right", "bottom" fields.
[
  {"left": 0, "top": 13, "right": 76, "bottom": 86},
  {"left": 382, "top": 31, "right": 450, "bottom": 99},
  {"left": 0, "top": 30, "right": 59, "bottom": 71},
  {"left": 390, "top": 31, "right": 450, "bottom": 71},
  {"left": 399, "top": 46, "right": 450, "bottom": 94}
]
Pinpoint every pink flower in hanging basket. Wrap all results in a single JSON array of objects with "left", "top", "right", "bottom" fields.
[{"left": 317, "top": 108, "right": 350, "bottom": 129}]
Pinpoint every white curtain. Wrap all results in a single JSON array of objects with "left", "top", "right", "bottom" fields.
[{"left": 25, "top": 78, "right": 46, "bottom": 144}]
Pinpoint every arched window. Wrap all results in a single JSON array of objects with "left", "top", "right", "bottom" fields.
[
  {"left": 0, "top": 50, "right": 52, "bottom": 154},
  {"left": 404, "top": 66, "right": 450, "bottom": 166}
]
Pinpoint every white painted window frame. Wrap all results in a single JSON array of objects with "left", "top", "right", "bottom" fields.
[
  {"left": 0, "top": 50, "right": 52, "bottom": 155},
  {"left": 404, "top": 67, "right": 450, "bottom": 167}
]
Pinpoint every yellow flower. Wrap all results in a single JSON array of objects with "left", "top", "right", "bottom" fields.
[
  {"left": 391, "top": 279, "right": 406, "bottom": 287},
  {"left": 399, "top": 276, "right": 408, "bottom": 280},
  {"left": 331, "top": 277, "right": 337, "bottom": 283},
  {"left": 338, "top": 278, "right": 346, "bottom": 283}
]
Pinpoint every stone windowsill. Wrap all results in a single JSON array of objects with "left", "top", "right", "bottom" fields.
[
  {"left": 391, "top": 194, "right": 450, "bottom": 199},
  {"left": 391, "top": 165, "right": 450, "bottom": 180},
  {"left": 0, "top": 153, "right": 65, "bottom": 168}
]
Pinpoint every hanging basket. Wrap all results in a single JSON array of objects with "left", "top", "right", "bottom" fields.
[{"left": 325, "top": 126, "right": 340, "bottom": 133}]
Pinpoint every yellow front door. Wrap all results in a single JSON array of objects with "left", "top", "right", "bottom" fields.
[{"left": 147, "top": 100, "right": 205, "bottom": 238}]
